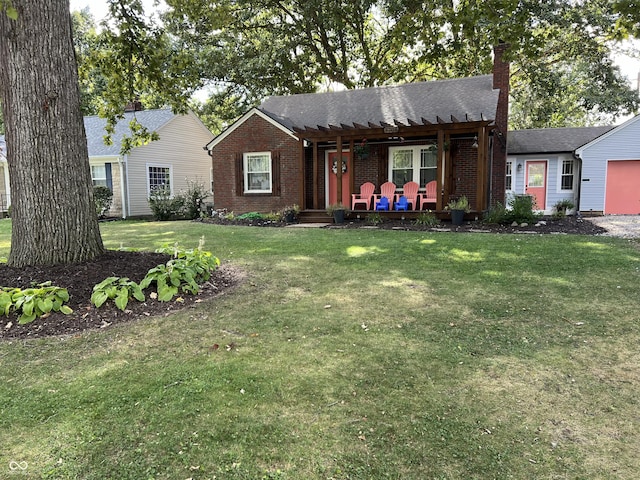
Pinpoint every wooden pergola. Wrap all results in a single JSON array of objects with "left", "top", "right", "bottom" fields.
[{"left": 293, "top": 115, "right": 495, "bottom": 213}]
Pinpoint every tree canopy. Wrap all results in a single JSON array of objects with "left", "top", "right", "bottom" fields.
[{"left": 157, "top": 0, "right": 639, "bottom": 130}]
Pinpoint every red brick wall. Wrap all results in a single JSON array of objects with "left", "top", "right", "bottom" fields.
[
  {"left": 210, "top": 114, "right": 301, "bottom": 213},
  {"left": 451, "top": 139, "right": 478, "bottom": 207},
  {"left": 491, "top": 43, "right": 510, "bottom": 207}
]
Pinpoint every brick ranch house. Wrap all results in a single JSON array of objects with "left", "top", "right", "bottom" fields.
[{"left": 206, "top": 44, "right": 510, "bottom": 217}]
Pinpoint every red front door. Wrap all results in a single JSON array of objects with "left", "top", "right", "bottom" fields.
[
  {"left": 327, "top": 152, "right": 351, "bottom": 206},
  {"left": 525, "top": 161, "right": 547, "bottom": 210}
]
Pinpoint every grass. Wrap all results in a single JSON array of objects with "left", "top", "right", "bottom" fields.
[{"left": 1, "top": 218, "right": 640, "bottom": 479}]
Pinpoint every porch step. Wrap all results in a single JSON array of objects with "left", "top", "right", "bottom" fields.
[{"left": 298, "top": 210, "right": 332, "bottom": 224}]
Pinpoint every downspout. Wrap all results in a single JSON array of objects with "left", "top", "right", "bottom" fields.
[
  {"left": 122, "top": 154, "right": 129, "bottom": 219},
  {"left": 573, "top": 151, "right": 582, "bottom": 213}
]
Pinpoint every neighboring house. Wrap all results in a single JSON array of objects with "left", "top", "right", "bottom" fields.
[
  {"left": 0, "top": 110, "right": 214, "bottom": 218},
  {"left": 507, "top": 126, "right": 613, "bottom": 214},
  {"left": 575, "top": 114, "right": 640, "bottom": 215},
  {"left": 0, "top": 135, "right": 9, "bottom": 212},
  {"left": 206, "top": 44, "right": 511, "bottom": 215}
]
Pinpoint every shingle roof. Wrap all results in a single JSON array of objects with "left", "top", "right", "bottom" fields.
[
  {"left": 258, "top": 75, "right": 499, "bottom": 131},
  {"left": 84, "top": 109, "right": 176, "bottom": 156},
  {"left": 507, "top": 126, "right": 614, "bottom": 155}
]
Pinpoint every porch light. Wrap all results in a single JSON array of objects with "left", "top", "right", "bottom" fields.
[
  {"left": 517, "top": 162, "right": 522, "bottom": 172},
  {"left": 472, "top": 136, "right": 478, "bottom": 148}
]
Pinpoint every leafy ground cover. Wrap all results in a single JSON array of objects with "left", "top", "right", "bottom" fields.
[{"left": 0, "top": 219, "right": 639, "bottom": 479}]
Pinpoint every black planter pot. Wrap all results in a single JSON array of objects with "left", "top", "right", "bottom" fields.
[
  {"left": 333, "top": 209, "right": 345, "bottom": 224},
  {"left": 451, "top": 209, "right": 465, "bottom": 226}
]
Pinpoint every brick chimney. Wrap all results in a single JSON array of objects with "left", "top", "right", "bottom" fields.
[
  {"left": 124, "top": 98, "right": 144, "bottom": 112},
  {"left": 490, "top": 41, "right": 510, "bottom": 207}
]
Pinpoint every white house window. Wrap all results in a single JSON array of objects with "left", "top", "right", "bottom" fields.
[
  {"left": 147, "top": 164, "right": 172, "bottom": 194},
  {"left": 505, "top": 161, "right": 513, "bottom": 191},
  {"left": 91, "top": 165, "right": 108, "bottom": 187},
  {"left": 244, "top": 152, "right": 272, "bottom": 193},
  {"left": 390, "top": 145, "right": 437, "bottom": 186},
  {"left": 561, "top": 160, "right": 574, "bottom": 190}
]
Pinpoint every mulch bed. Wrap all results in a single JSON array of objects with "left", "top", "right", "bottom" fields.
[
  {"left": 0, "top": 250, "right": 243, "bottom": 340},
  {"left": 0, "top": 215, "right": 608, "bottom": 340}
]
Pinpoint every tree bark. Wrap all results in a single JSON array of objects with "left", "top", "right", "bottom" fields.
[{"left": 0, "top": 0, "right": 104, "bottom": 267}]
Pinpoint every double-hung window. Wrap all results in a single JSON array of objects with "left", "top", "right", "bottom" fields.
[
  {"left": 147, "top": 164, "right": 172, "bottom": 194},
  {"left": 91, "top": 165, "right": 108, "bottom": 187},
  {"left": 560, "top": 160, "right": 574, "bottom": 190},
  {"left": 390, "top": 145, "right": 437, "bottom": 186},
  {"left": 505, "top": 161, "right": 513, "bottom": 192},
  {"left": 244, "top": 152, "right": 272, "bottom": 193}
]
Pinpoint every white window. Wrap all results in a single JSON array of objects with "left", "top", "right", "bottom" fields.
[
  {"left": 91, "top": 165, "right": 108, "bottom": 187},
  {"left": 147, "top": 164, "right": 172, "bottom": 194},
  {"left": 505, "top": 161, "right": 513, "bottom": 192},
  {"left": 560, "top": 160, "right": 574, "bottom": 190},
  {"left": 244, "top": 152, "right": 272, "bottom": 193},
  {"left": 389, "top": 145, "right": 437, "bottom": 186}
]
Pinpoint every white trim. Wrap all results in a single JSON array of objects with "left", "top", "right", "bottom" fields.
[
  {"left": 243, "top": 151, "right": 272, "bottom": 194},
  {"left": 120, "top": 160, "right": 128, "bottom": 218},
  {"left": 324, "top": 149, "right": 351, "bottom": 208},
  {"left": 525, "top": 159, "right": 548, "bottom": 211},
  {"left": 388, "top": 144, "right": 437, "bottom": 186},
  {"left": 575, "top": 114, "right": 640, "bottom": 157},
  {"left": 556, "top": 158, "right": 575, "bottom": 193},
  {"left": 146, "top": 162, "right": 174, "bottom": 196},
  {"left": 205, "top": 108, "right": 298, "bottom": 151}
]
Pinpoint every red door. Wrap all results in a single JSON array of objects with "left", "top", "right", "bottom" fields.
[
  {"left": 525, "top": 161, "right": 547, "bottom": 210},
  {"left": 327, "top": 152, "right": 351, "bottom": 206}
]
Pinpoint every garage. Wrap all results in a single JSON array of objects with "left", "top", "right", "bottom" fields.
[{"left": 605, "top": 160, "right": 640, "bottom": 214}]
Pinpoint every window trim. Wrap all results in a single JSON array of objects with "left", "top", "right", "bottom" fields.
[
  {"left": 388, "top": 144, "right": 437, "bottom": 187},
  {"left": 146, "top": 163, "right": 173, "bottom": 196},
  {"left": 243, "top": 151, "right": 273, "bottom": 194},
  {"left": 558, "top": 158, "right": 574, "bottom": 192},
  {"left": 91, "top": 164, "right": 108, "bottom": 187},
  {"left": 505, "top": 160, "right": 514, "bottom": 193}
]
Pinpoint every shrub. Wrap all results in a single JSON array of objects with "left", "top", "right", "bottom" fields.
[
  {"left": 553, "top": 199, "right": 575, "bottom": 218},
  {"left": 148, "top": 186, "right": 185, "bottom": 221},
  {"left": 94, "top": 185, "right": 113, "bottom": 218},
  {"left": 415, "top": 211, "right": 440, "bottom": 227},
  {"left": 183, "top": 181, "right": 210, "bottom": 220},
  {"left": 507, "top": 194, "right": 541, "bottom": 224},
  {"left": 366, "top": 212, "right": 383, "bottom": 225},
  {"left": 484, "top": 202, "right": 508, "bottom": 224}
]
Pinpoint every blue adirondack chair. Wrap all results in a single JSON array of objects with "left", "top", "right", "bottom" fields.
[
  {"left": 394, "top": 195, "right": 409, "bottom": 211},
  {"left": 375, "top": 196, "right": 389, "bottom": 211}
]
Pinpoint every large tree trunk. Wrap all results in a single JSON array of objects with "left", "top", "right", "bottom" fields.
[{"left": 0, "top": 0, "right": 104, "bottom": 267}]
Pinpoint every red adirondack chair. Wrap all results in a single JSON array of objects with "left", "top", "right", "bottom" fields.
[
  {"left": 351, "top": 182, "right": 376, "bottom": 210},
  {"left": 418, "top": 181, "right": 437, "bottom": 210}
]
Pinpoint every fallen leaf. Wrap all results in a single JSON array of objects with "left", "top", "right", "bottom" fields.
[{"left": 5, "top": 322, "right": 12, "bottom": 330}]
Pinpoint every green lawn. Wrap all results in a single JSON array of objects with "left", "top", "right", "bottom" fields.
[{"left": 1, "top": 219, "right": 639, "bottom": 479}]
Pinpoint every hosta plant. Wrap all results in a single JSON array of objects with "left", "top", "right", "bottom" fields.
[
  {"left": 0, "top": 282, "right": 72, "bottom": 324},
  {"left": 91, "top": 277, "right": 145, "bottom": 311}
]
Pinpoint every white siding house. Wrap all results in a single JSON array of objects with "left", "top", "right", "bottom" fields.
[
  {"left": 575, "top": 115, "right": 640, "bottom": 214},
  {"left": 1, "top": 110, "right": 213, "bottom": 218}
]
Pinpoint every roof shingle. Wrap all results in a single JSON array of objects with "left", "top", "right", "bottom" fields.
[
  {"left": 507, "top": 126, "right": 614, "bottom": 155},
  {"left": 258, "top": 75, "right": 500, "bottom": 131}
]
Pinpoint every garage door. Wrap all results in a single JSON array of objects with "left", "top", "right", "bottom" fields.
[{"left": 605, "top": 160, "right": 640, "bottom": 214}]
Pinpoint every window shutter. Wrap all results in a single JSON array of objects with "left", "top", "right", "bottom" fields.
[
  {"left": 235, "top": 153, "right": 244, "bottom": 196},
  {"left": 272, "top": 151, "right": 281, "bottom": 196},
  {"left": 105, "top": 163, "right": 113, "bottom": 190}
]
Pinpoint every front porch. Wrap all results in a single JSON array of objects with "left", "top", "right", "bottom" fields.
[{"left": 297, "top": 208, "right": 477, "bottom": 224}]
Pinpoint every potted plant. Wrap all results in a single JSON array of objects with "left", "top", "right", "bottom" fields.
[
  {"left": 327, "top": 203, "right": 346, "bottom": 224},
  {"left": 281, "top": 204, "right": 300, "bottom": 223},
  {"left": 446, "top": 196, "right": 470, "bottom": 226},
  {"left": 552, "top": 199, "right": 575, "bottom": 218}
]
